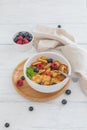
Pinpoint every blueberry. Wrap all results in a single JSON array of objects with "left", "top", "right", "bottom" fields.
[
  {"left": 26, "top": 36, "right": 32, "bottom": 41},
  {"left": 29, "top": 106, "right": 34, "bottom": 111},
  {"left": 24, "top": 32, "right": 33, "bottom": 41},
  {"left": 24, "top": 32, "right": 29, "bottom": 37},
  {"left": 4, "top": 123, "right": 10, "bottom": 128},
  {"left": 34, "top": 68, "right": 39, "bottom": 72},
  {"left": 65, "top": 89, "right": 71, "bottom": 95},
  {"left": 38, "top": 82, "right": 43, "bottom": 85},
  {"left": 25, "top": 36, "right": 29, "bottom": 40},
  {"left": 21, "top": 76, "right": 25, "bottom": 80},
  {"left": 28, "top": 37, "right": 33, "bottom": 41},
  {"left": 24, "top": 32, "right": 32, "bottom": 37},
  {"left": 47, "top": 58, "right": 53, "bottom": 63},
  {"left": 13, "top": 36, "right": 18, "bottom": 43},
  {"left": 57, "top": 25, "right": 61, "bottom": 28},
  {"left": 18, "top": 32, "right": 25, "bottom": 38},
  {"left": 28, "top": 33, "right": 33, "bottom": 38},
  {"left": 61, "top": 99, "right": 67, "bottom": 105},
  {"left": 51, "top": 83, "right": 57, "bottom": 85}
]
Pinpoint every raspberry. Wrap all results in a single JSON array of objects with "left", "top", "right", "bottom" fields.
[
  {"left": 23, "top": 38, "right": 29, "bottom": 44},
  {"left": 36, "top": 64, "right": 43, "bottom": 70},
  {"left": 51, "top": 63, "right": 58, "bottom": 69},
  {"left": 17, "top": 40, "right": 23, "bottom": 44},
  {"left": 17, "top": 79, "right": 23, "bottom": 86},
  {"left": 17, "top": 35, "right": 23, "bottom": 40}
]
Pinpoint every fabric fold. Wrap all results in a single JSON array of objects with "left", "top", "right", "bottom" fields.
[{"left": 33, "top": 25, "right": 87, "bottom": 95}]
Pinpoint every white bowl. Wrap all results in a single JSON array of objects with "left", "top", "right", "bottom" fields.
[
  {"left": 24, "top": 52, "right": 71, "bottom": 93},
  {"left": 13, "top": 31, "right": 34, "bottom": 52}
]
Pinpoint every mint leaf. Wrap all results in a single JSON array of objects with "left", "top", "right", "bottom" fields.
[{"left": 26, "top": 66, "right": 36, "bottom": 79}]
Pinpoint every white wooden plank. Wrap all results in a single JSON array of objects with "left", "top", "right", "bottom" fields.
[
  {"left": 0, "top": 9, "right": 87, "bottom": 24},
  {"left": 0, "top": 0, "right": 87, "bottom": 129},
  {"left": 0, "top": 102, "right": 87, "bottom": 130},
  {"left": 0, "top": 0, "right": 86, "bottom": 25},
  {"left": 0, "top": 0, "right": 85, "bottom": 8}
]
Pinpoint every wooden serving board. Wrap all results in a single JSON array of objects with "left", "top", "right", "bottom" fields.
[{"left": 12, "top": 59, "right": 70, "bottom": 102}]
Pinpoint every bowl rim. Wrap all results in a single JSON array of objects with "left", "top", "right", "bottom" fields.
[
  {"left": 13, "top": 31, "right": 34, "bottom": 46},
  {"left": 24, "top": 52, "right": 71, "bottom": 88}
]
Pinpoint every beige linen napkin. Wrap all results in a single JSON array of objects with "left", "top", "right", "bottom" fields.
[{"left": 33, "top": 25, "right": 87, "bottom": 95}]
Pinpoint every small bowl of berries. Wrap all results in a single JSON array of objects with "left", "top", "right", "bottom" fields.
[
  {"left": 13, "top": 31, "right": 34, "bottom": 51},
  {"left": 24, "top": 52, "right": 71, "bottom": 93}
]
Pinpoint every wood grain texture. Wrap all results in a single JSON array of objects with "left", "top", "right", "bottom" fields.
[
  {"left": 12, "top": 59, "right": 70, "bottom": 102},
  {"left": 0, "top": 0, "right": 87, "bottom": 130}
]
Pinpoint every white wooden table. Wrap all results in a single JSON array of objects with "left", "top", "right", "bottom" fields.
[{"left": 0, "top": 0, "right": 87, "bottom": 129}]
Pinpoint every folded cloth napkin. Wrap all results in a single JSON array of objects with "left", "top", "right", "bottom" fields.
[{"left": 33, "top": 25, "right": 87, "bottom": 96}]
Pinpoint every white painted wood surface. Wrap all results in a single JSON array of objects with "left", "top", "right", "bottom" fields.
[{"left": 0, "top": 0, "right": 87, "bottom": 129}]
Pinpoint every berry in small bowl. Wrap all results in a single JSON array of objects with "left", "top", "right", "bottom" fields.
[{"left": 13, "top": 31, "right": 34, "bottom": 51}]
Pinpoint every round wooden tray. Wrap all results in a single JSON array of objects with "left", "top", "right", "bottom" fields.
[{"left": 12, "top": 60, "right": 70, "bottom": 102}]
